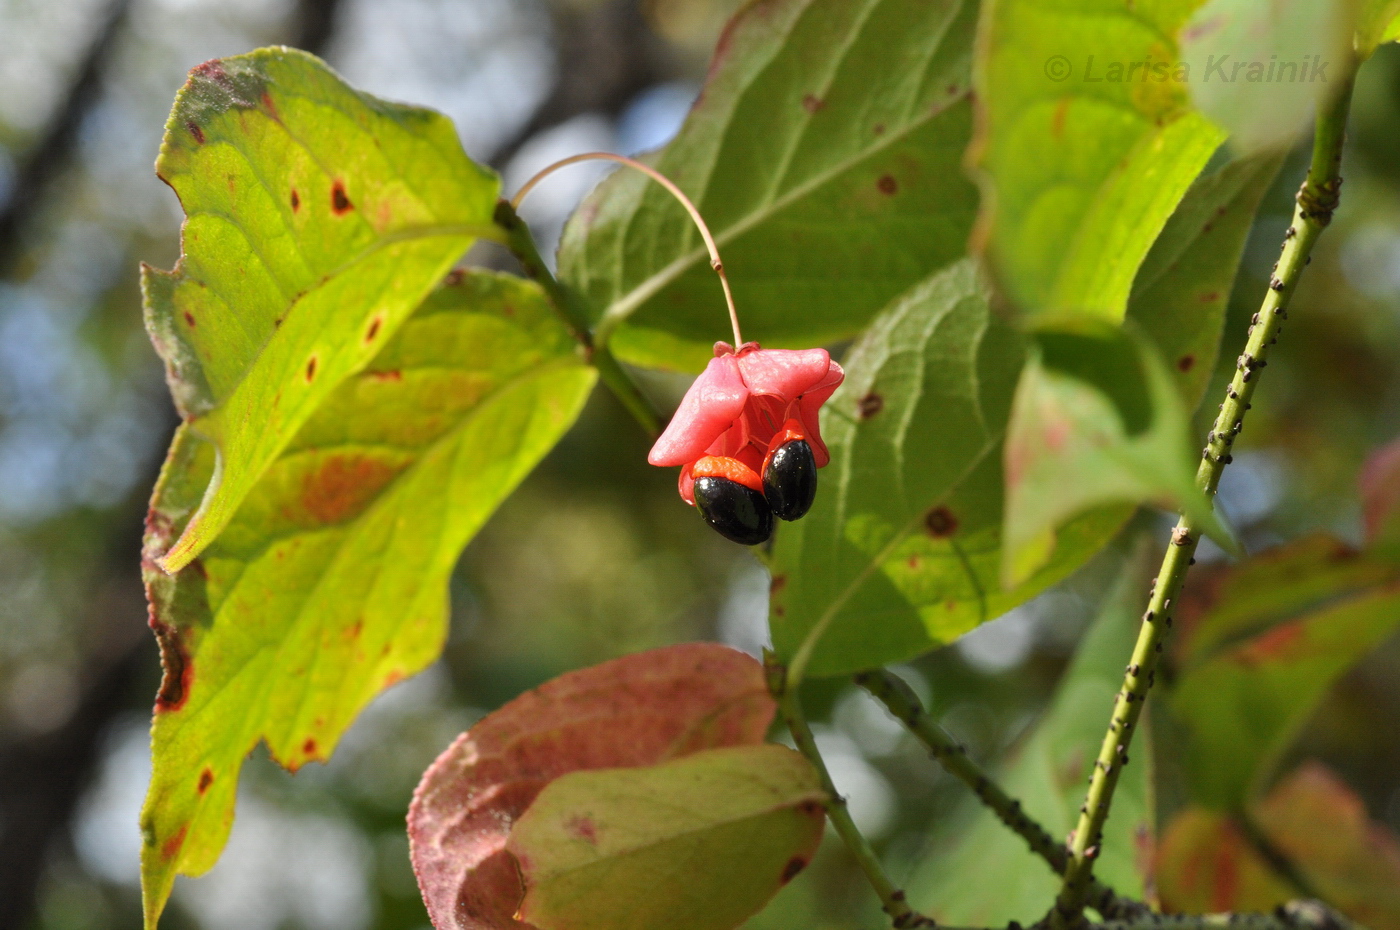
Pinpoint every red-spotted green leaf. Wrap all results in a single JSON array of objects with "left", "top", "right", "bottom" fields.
[
  {"left": 1180, "top": 0, "right": 1351, "bottom": 154},
  {"left": 1167, "top": 535, "right": 1400, "bottom": 809},
  {"left": 143, "top": 47, "right": 499, "bottom": 573},
  {"left": 508, "top": 745, "right": 826, "bottom": 930},
  {"left": 141, "top": 271, "right": 595, "bottom": 927},
  {"left": 909, "top": 543, "right": 1157, "bottom": 924},
  {"left": 972, "top": 0, "right": 1225, "bottom": 321},
  {"left": 1128, "top": 153, "right": 1284, "bottom": 410},
  {"left": 408, "top": 644, "right": 775, "bottom": 930},
  {"left": 558, "top": 0, "right": 980, "bottom": 372},
  {"left": 1157, "top": 764, "right": 1400, "bottom": 927},
  {"left": 768, "top": 261, "right": 1130, "bottom": 679},
  {"left": 1001, "top": 325, "right": 1235, "bottom": 587}
]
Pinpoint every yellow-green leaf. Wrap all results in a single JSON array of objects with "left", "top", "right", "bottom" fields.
[
  {"left": 972, "top": 0, "right": 1225, "bottom": 320},
  {"left": 508, "top": 745, "right": 827, "bottom": 930},
  {"left": 144, "top": 47, "right": 499, "bottom": 573},
  {"left": 140, "top": 271, "right": 595, "bottom": 927}
]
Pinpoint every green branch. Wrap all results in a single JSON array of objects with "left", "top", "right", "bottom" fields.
[
  {"left": 494, "top": 200, "right": 661, "bottom": 437},
  {"left": 765, "top": 654, "right": 935, "bottom": 929},
  {"left": 1052, "top": 62, "right": 1359, "bottom": 927},
  {"left": 855, "top": 670, "right": 1147, "bottom": 921}
]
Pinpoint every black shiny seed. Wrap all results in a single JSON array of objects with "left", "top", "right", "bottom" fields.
[
  {"left": 763, "top": 439, "right": 817, "bottom": 521},
  {"left": 694, "top": 476, "right": 774, "bottom": 545}
]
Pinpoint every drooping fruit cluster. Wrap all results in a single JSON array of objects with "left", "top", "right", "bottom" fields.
[{"left": 648, "top": 342, "right": 843, "bottom": 545}]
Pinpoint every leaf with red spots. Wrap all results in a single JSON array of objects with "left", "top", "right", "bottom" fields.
[
  {"left": 908, "top": 544, "right": 1158, "bottom": 924},
  {"left": 509, "top": 745, "right": 825, "bottom": 930},
  {"left": 406, "top": 643, "right": 788, "bottom": 930},
  {"left": 1001, "top": 325, "right": 1236, "bottom": 587},
  {"left": 973, "top": 0, "right": 1225, "bottom": 322},
  {"left": 1166, "top": 530, "right": 1400, "bottom": 809},
  {"left": 140, "top": 270, "right": 596, "bottom": 927},
  {"left": 1157, "top": 764, "right": 1400, "bottom": 928},
  {"left": 1128, "top": 154, "right": 1283, "bottom": 411},
  {"left": 141, "top": 48, "right": 499, "bottom": 575},
  {"left": 769, "top": 261, "right": 1130, "bottom": 677},
  {"left": 558, "top": 0, "right": 980, "bottom": 371}
]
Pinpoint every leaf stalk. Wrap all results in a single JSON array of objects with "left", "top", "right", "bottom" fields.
[
  {"left": 494, "top": 200, "right": 660, "bottom": 437},
  {"left": 765, "top": 653, "right": 935, "bottom": 929}
]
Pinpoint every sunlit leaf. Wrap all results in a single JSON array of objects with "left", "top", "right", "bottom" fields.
[
  {"left": 908, "top": 542, "right": 1157, "bottom": 924},
  {"left": 1180, "top": 0, "right": 1351, "bottom": 154},
  {"left": 1167, "top": 535, "right": 1400, "bottom": 808},
  {"left": 768, "top": 260, "right": 1130, "bottom": 678},
  {"left": 141, "top": 272, "right": 595, "bottom": 926},
  {"left": 408, "top": 644, "right": 776, "bottom": 930},
  {"left": 972, "top": 0, "right": 1224, "bottom": 320},
  {"left": 1001, "top": 325, "right": 1235, "bottom": 587},
  {"left": 1128, "top": 154, "right": 1284, "bottom": 410},
  {"left": 1357, "top": 0, "right": 1400, "bottom": 56},
  {"left": 1157, "top": 764, "right": 1400, "bottom": 927},
  {"left": 509, "top": 745, "right": 826, "bottom": 930},
  {"left": 558, "top": 0, "right": 980, "bottom": 371},
  {"left": 143, "top": 47, "right": 499, "bottom": 573}
]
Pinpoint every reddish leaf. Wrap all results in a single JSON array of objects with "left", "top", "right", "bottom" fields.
[
  {"left": 1256, "top": 763, "right": 1400, "bottom": 929},
  {"left": 1361, "top": 437, "right": 1400, "bottom": 550},
  {"left": 1157, "top": 764, "right": 1400, "bottom": 929},
  {"left": 407, "top": 644, "right": 775, "bottom": 930}
]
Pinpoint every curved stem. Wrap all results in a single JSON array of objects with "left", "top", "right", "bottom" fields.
[
  {"left": 1052, "top": 60, "right": 1359, "bottom": 928},
  {"left": 855, "top": 670, "right": 1147, "bottom": 921},
  {"left": 511, "top": 151, "right": 744, "bottom": 347},
  {"left": 765, "top": 654, "right": 934, "bottom": 929}
]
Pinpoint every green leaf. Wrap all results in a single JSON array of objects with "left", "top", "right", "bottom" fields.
[
  {"left": 1167, "top": 535, "right": 1400, "bottom": 809},
  {"left": 1357, "top": 0, "right": 1400, "bottom": 56},
  {"left": 908, "top": 543, "right": 1156, "bottom": 925},
  {"left": 1001, "top": 325, "right": 1235, "bottom": 587},
  {"left": 409, "top": 644, "right": 776, "bottom": 930},
  {"left": 769, "top": 260, "right": 1130, "bottom": 679},
  {"left": 557, "top": 0, "right": 980, "bottom": 372},
  {"left": 143, "top": 47, "right": 500, "bottom": 573},
  {"left": 1127, "top": 153, "right": 1284, "bottom": 410},
  {"left": 972, "top": 0, "right": 1225, "bottom": 320},
  {"left": 1180, "top": 0, "right": 1351, "bottom": 154},
  {"left": 141, "top": 271, "right": 595, "bottom": 927},
  {"left": 508, "top": 745, "right": 827, "bottom": 930}
]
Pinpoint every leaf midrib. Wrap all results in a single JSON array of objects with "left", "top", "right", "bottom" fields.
[{"left": 596, "top": 89, "right": 971, "bottom": 337}]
